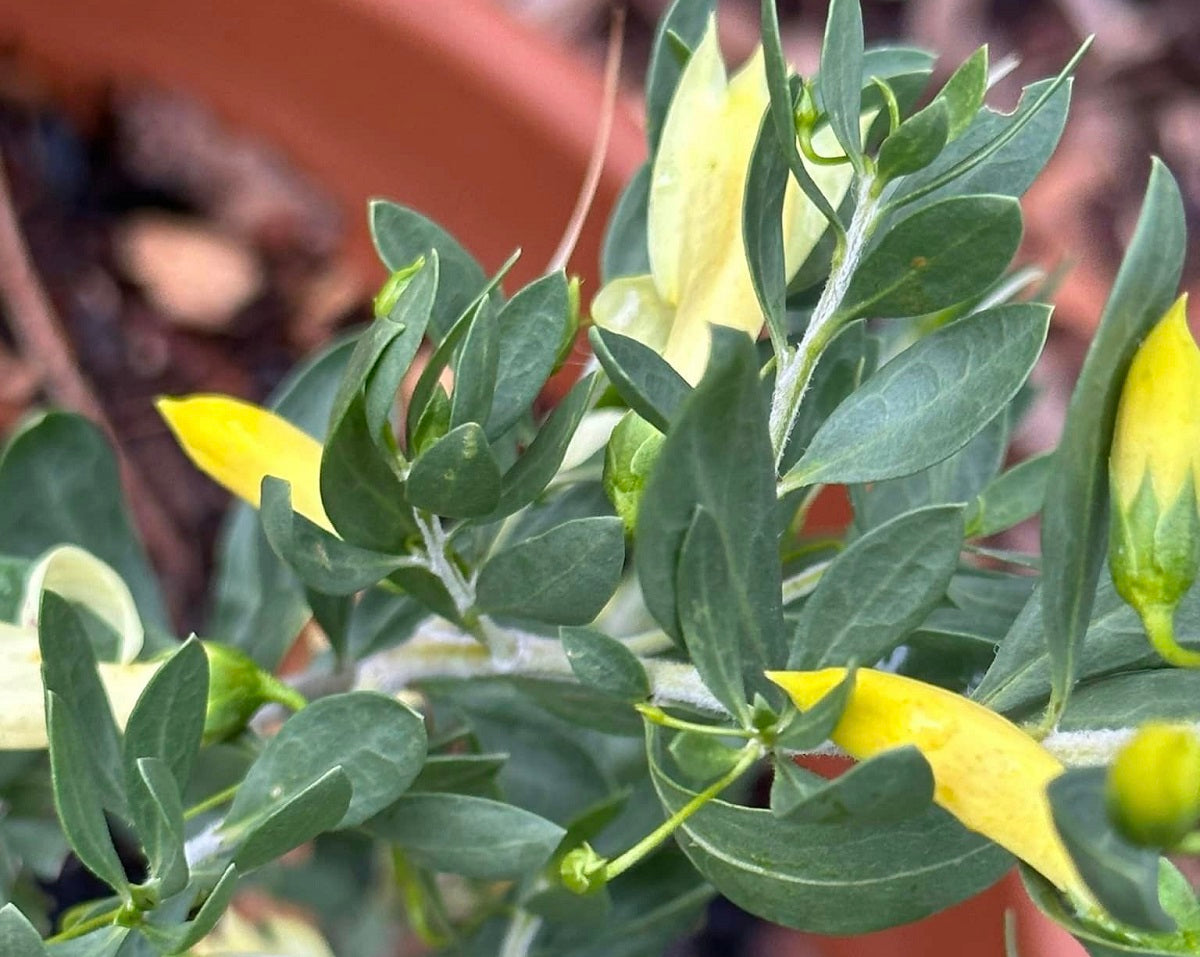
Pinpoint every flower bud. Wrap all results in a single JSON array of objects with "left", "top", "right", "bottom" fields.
[
  {"left": 602, "top": 412, "right": 664, "bottom": 534},
  {"left": 1107, "top": 723, "right": 1200, "bottom": 848},
  {"left": 559, "top": 843, "right": 608, "bottom": 895},
  {"left": 201, "top": 641, "right": 306, "bottom": 744},
  {"left": 372, "top": 256, "right": 425, "bottom": 319},
  {"left": 1108, "top": 295, "right": 1200, "bottom": 666}
]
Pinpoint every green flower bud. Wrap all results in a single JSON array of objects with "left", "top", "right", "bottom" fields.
[
  {"left": 559, "top": 843, "right": 608, "bottom": 895},
  {"left": 602, "top": 412, "right": 664, "bottom": 534},
  {"left": 201, "top": 641, "right": 306, "bottom": 744},
  {"left": 372, "top": 256, "right": 426, "bottom": 319},
  {"left": 1107, "top": 723, "right": 1200, "bottom": 848},
  {"left": 1108, "top": 295, "right": 1200, "bottom": 667}
]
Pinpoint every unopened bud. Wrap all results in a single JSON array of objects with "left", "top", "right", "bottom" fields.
[
  {"left": 1107, "top": 723, "right": 1200, "bottom": 848},
  {"left": 373, "top": 256, "right": 426, "bottom": 319},
  {"left": 201, "top": 641, "right": 306, "bottom": 744},
  {"left": 559, "top": 843, "right": 608, "bottom": 895},
  {"left": 603, "top": 412, "right": 664, "bottom": 535}
]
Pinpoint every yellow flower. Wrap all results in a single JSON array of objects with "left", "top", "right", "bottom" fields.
[
  {"left": 1108, "top": 294, "right": 1200, "bottom": 667},
  {"left": 1107, "top": 722, "right": 1200, "bottom": 848},
  {"left": 156, "top": 394, "right": 330, "bottom": 532},
  {"left": 1110, "top": 295, "right": 1200, "bottom": 516},
  {"left": 590, "top": 18, "right": 860, "bottom": 384},
  {"left": 766, "top": 668, "right": 1092, "bottom": 905}
]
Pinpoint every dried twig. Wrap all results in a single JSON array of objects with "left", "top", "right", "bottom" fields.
[
  {"left": 0, "top": 153, "right": 196, "bottom": 610},
  {"left": 546, "top": 3, "right": 626, "bottom": 275}
]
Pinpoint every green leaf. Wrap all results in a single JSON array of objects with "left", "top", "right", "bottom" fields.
[
  {"left": 450, "top": 299, "right": 499, "bottom": 431},
  {"left": 744, "top": 110, "right": 789, "bottom": 349},
  {"left": 1041, "top": 161, "right": 1185, "bottom": 715},
  {"left": 0, "top": 903, "right": 47, "bottom": 956},
  {"left": 637, "top": 329, "right": 783, "bottom": 656},
  {"left": 369, "top": 200, "right": 488, "bottom": 340},
  {"left": 876, "top": 99, "right": 949, "bottom": 182},
  {"left": 487, "top": 272, "right": 570, "bottom": 437},
  {"left": 561, "top": 627, "right": 650, "bottom": 702},
  {"left": 124, "top": 637, "right": 207, "bottom": 796},
  {"left": 45, "top": 693, "right": 128, "bottom": 895},
  {"left": 130, "top": 757, "right": 188, "bottom": 897},
  {"left": 166, "top": 864, "right": 239, "bottom": 953},
  {"left": 367, "top": 794, "right": 564, "bottom": 880},
  {"left": 486, "top": 373, "right": 598, "bottom": 520},
  {"left": 761, "top": 1, "right": 843, "bottom": 232},
  {"left": 260, "top": 478, "right": 409, "bottom": 595},
  {"left": 321, "top": 393, "right": 414, "bottom": 552},
  {"left": 0, "top": 554, "right": 29, "bottom": 621},
  {"left": 306, "top": 588, "right": 352, "bottom": 660},
  {"left": 475, "top": 517, "right": 624, "bottom": 626},
  {"left": 838, "top": 195, "right": 1023, "bottom": 321},
  {"left": 1021, "top": 863, "right": 1199, "bottom": 955},
  {"left": 818, "top": 0, "right": 866, "bottom": 162},
  {"left": 936, "top": 46, "right": 988, "bottom": 141},
  {"left": 783, "top": 323, "right": 878, "bottom": 471},
  {"left": 851, "top": 406, "right": 1010, "bottom": 530},
  {"left": 602, "top": 163, "right": 651, "bottom": 282},
  {"left": 588, "top": 328, "right": 690, "bottom": 434},
  {"left": 39, "top": 592, "right": 126, "bottom": 817},
  {"left": 669, "top": 732, "right": 745, "bottom": 782},
  {"left": 233, "top": 766, "right": 352, "bottom": 871},
  {"left": 321, "top": 259, "right": 437, "bottom": 551},
  {"left": 768, "top": 758, "right": 825, "bottom": 818},
  {"left": 209, "top": 336, "right": 353, "bottom": 668},
  {"left": 225, "top": 692, "right": 427, "bottom": 832},
  {"left": 647, "top": 730, "right": 1012, "bottom": 933},
  {"left": 791, "top": 505, "right": 965, "bottom": 668},
  {"left": 974, "top": 572, "right": 1200, "bottom": 716},
  {"left": 645, "top": 0, "right": 715, "bottom": 151},
  {"left": 789, "top": 304, "right": 1048, "bottom": 486},
  {"left": 406, "top": 423, "right": 502, "bottom": 518},
  {"left": 678, "top": 507, "right": 774, "bottom": 720},
  {"left": 1048, "top": 768, "right": 1173, "bottom": 932},
  {"left": 45, "top": 927, "right": 128, "bottom": 957},
  {"left": 966, "top": 451, "right": 1052, "bottom": 537},
  {"left": 771, "top": 746, "right": 934, "bottom": 824},
  {"left": 894, "top": 78, "right": 1071, "bottom": 210},
  {"left": 1059, "top": 670, "right": 1200, "bottom": 732},
  {"left": 773, "top": 666, "right": 857, "bottom": 751},
  {"left": 328, "top": 254, "right": 437, "bottom": 435},
  {"left": 0, "top": 413, "right": 166, "bottom": 627},
  {"left": 409, "top": 754, "right": 507, "bottom": 796}
]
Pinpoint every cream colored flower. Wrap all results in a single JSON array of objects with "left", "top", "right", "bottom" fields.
[
  {"left": 0, "top": 546, "right": 158, "bottom": 750},
  {"left": 591, "top": 18, "right": 860, "bottom": 384}
]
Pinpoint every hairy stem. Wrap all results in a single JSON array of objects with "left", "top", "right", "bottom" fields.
[{"left": 769, "top": 177, "right": 879, "bottom": 467}]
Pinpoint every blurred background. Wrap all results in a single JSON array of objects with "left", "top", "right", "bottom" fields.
[{"left": 0, "top": 0, "right": 1195, "bottom": 953}]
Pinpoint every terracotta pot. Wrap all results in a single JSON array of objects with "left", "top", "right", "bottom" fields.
[{"left": 0, "top": 0, "right": 646, "bottom": 293}]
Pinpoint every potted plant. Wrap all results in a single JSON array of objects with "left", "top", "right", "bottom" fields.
[{"left": 1, "top": 1, "right": 1198, "bottom": 955}]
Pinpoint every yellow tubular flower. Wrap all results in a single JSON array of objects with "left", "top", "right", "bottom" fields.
[
  {"left": 590, "top": 18, "right": 859, "bottom": 384},
  {"left": 156, "top": 394, "right": 331, "bottom": 532},
  {"left": 766, "top": 668, "right": 1092, "bottom": 905},
  {"left": 1108, "top": 294, "right": 1200, "bottom": 667}
]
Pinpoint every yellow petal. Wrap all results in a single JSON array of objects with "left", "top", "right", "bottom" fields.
[
  {"left": 1110, "top": 294, "right": 1200, "bottom": 512},
  {"left": 21, "top": 545, "right": 143, "bottom": 664},
  {"left": 781, "top": 120, "right": 861, "bottom": 275},
  {"left": 0, "top": 624, "right": 160, "bottom": 750},
  {"left": 766, "top": 668, "right": 1090, "bottom": 904},
  {"left": 590, "top": 274, "right": 675, "bottom": 354},
  {"left": 189, "top": 907, "right": 334, "bottom": 956},
  {"left": 157, "top": 394, "right": 332, "bottom": 532}
]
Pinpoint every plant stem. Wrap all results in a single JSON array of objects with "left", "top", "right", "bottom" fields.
[
  {"left": 498, "top": 908, "right": 543, "bottom": 957},
  {"left": 183, "top": 782, "right": 241, "bottom": 821},
  {"left": 1141, "top": 603, "right": 1200, "bottom": 668},
  {"left": 635, "top": 704, "right": 756, "bottom": 739},
  {"left": 769, "top": 177, "right": 879, "bottom": 468},
  {"left": 602, "top": 740, "right": 761, "bottom": 883},
  {"left": 46, "top": 906, "right": 121, "bottom": 943}
]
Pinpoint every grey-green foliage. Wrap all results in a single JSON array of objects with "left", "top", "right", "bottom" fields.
[{"left": 6, "top": 3, "right": 1198, "bottom": 953}]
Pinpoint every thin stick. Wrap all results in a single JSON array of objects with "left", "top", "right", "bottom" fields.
[
  {"left": 0, "top": 154, "right": 195, "bottom": 599},
  {"left": 546, "top": 4, "right": 626, "bottom": 275}
]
